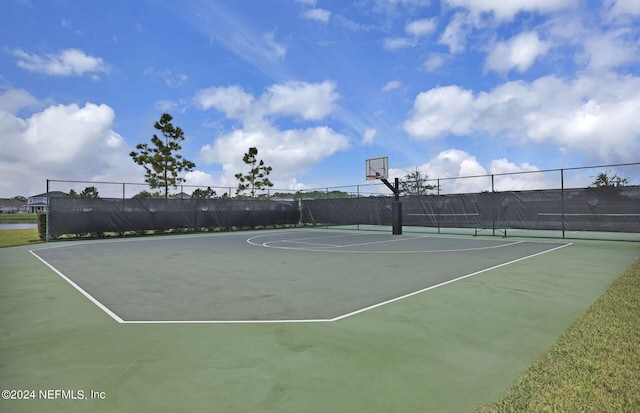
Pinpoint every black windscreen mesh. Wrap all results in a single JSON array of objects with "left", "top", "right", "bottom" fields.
[
  {"left": 49, "top": 185, "right": 639, "bottom": 237},
  {"left": 49, "top": 198, "right": 300, "bottom": 237},
  {"left": 301, "top": 186, "right": 640, "bottom": 233}
]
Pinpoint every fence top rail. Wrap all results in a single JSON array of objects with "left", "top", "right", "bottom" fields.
[
  {"left": 47, "top": 161, "right": 639, "bottom": 193},
  {"left": 417, "top": 162, "right": 640, "bottom": 183}
]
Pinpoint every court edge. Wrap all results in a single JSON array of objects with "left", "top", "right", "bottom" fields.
[{"left": 29, "top": 243, "right": 572, "bottom": 324}]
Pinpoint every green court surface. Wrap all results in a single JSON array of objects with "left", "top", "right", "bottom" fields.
[{"left": 1, "top": 229, "right": 638, "bottom": 412}]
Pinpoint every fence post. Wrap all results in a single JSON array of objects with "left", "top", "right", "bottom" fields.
[
  {"left": 491, "top": 174, "right": 496, "bottom": 236},
  {"left": 561, "top": 169, "right": 565, "bottom": 238},
  {"left": 45, "top": 179, "right": 50, "bottom": 242},
  {"left": 437, "top": 179, "right": 441, "bottom": 234}
]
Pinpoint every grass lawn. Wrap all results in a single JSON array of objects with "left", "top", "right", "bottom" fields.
[
  {"left": 0, "top": 229, "right": 41, "bottom": 248},
  {"left": 479, "top": 259, "right": 640, "bottom": 412},
  {"left": 0, "top": 213, "right": 37, "bottom": 224}
]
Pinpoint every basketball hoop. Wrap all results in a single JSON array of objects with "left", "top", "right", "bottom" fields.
[
  {"left": 365, "top": 156, "right": 401, "bottom": 234},
  {"left": 365, "top": 157, "right": 388, "bottom": 180}
]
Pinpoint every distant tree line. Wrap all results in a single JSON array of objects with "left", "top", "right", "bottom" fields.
[
  {"left": 66, "top": 186, "right": 100, "bottom": 198},
  {"left": 591, "top": 171, "right": 628, "bottom": 187}
]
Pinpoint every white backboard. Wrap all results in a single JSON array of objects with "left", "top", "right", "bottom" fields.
[{"left": 366, "top": 157, "right": 388, "bottom": 180}]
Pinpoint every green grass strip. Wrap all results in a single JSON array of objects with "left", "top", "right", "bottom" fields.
[
  {"left": 480, "top": 259, "right": 640, "bottom": 413},
  {"left": 0, "top": 213, "right": 37, "bottom": 223},
  {"left": 0, "top": 229, "right": 41, "bottom": 248}
]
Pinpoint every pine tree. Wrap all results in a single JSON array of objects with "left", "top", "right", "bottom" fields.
[
  {"left": 235, "top": 147, "right": 273, "bottom": 198},
  {"left": 130, "top": 113, "right": 196, "bottom": 198}
]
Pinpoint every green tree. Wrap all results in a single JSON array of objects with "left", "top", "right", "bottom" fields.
[
  {"left": 65, "top": 189, "right": 78, "bottom": 198},
  {"left": 191, "top": 187, "right": 217, "bottom": 199},
  {"left": 289, "top": 190, "right": 350, "bottom": 200},
  {"left": 132, "top": 190, "right": 162, "bottom": 199},
  {"left": 80, "top": 186, "right": 99, "bottom": 198},
  {"left": 234, "top": 147, "right": 273, "bottom": 198},
  {"left": 399, "top": 168, "right": 437, "bottom": 195},
  {"left": 130, "top": 113, "right": 196, "bottom": 198},
  {"left": 592, "top": 171, "right": 629, "bottom": 187}
]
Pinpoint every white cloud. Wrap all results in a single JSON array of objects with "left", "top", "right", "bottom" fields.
[
  {"left": 382, "top": 80, "right": 402, "bottom": 91},
  {"left": 333, "top": 15, "right": 376, "bottom": 32},
  {"left": 0, "top": 88, "right": 39, "bottom": 114},
  {"left": 194, "top": 85, "right": 255, "bottom": 119},
  {"left": 362, "top": 128, "right": 376, "bottom": 145},
  {"left": 21, "top": 103, "right": 117, "bottom": 163},
  {"left": 438, "top": 12, "right": 470, "bottom": 54},
  {"left": 579, "top": 30, "right": 639, "bottom": 71},
  {"left": 199, "top": 125, "right": 350, "bottom": 188},
  {"left": 404, "top": 85, "right": 476, "bottom": 139},
  {"left": 61, "top": 19, "right": 82, "bottom": 35},
  {"left": 429, "top": 149, "right": 487, "bottom": 180},
  {"left": 0, "top": 91, "right": 141, "bottom": 196},
  {"left": 489, "top": 158, "right": 539, "bottom": 175},
  {"left": 445, "top": 0, "right": 576, "bottom": 21},
  {"left": 488, "top": 158, "right": 557, "bottom": 190},
  {"left": 302, "top": 8, "right": 331, "bottom": 24},
  {"left": 12, "top": 48, "right": 109, "bottom": 77},
  {"left": 263, "top": 31, "right": 287, "bottom": 59},
  {"left": 195, "top": 80, "right": 349, "bottom": 189},
  {"left": 154, "top": 99, "right": 180, "bottom": 113},
  {"left": 194, "top": 81, "right": 339, "bottom": 127},
  {"left": 403, "top": 73, "right": 640, "bottom": 163},
  {"left": 383, "top": 17, "right": 437, "bottom": 51},
  {"left": 606, "top": 0, "right": 640, "bottom": 17},
  {"left": 405, "top": 17, "right": 438, "bottom": 37},
  {"left": 382, "top": 37, "right": 417, "bottom": 50},
  {"left": 262, "top": 80, "right": 339, "bottom": 120},
  {"left": 485, "top": 31, "right": 551, "bottom": 74},
  {"left": 389, "top": 150, "right": 557, "bottom": 193},
  {"left": 144, "top": 67, "right": 188, "bottom": 88},
  {"left": 540, "top": 12, "right": 638, "bottom": 72},
  {"left": 372, "top": 0, "right": 432, "bottom": 16},
  {"left": 390, "top": 149, "right": 489, "bottom": 193},
  {"left": 423, "top": 53, "right": 446, "bottom": 71},
  {"left": 183, "top": 170, "right": 216, "bottom": 188}
]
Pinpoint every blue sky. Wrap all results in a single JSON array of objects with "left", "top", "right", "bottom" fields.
[{"left": 1, "top": 0, "right": 639, "bottom": 197}]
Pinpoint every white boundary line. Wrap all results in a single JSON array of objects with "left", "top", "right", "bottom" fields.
[
  {"left": 247, "top": 232, "right": 526, "bottom": 253},
  {"left": 29, "top": 250, "right": 125, "bottom": 323},
  {"left": 124, "top": 318, "right": 330, "bottom": 324},
  {"left": 260, "top": 233, "right": 431, "bottom": 249},
  {"left": 29, "top": 239, "right": 572, "bottom": 325},
  {"left": 330, "top": 242, "right": 573, "bottom": 321}
]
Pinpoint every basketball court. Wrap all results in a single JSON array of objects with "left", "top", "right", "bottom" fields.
[
  {"left": 2, "top": 228, "right": 638, "bottom": 412},
  {"left": 2, "top": 157, "right": 638, "bottom": 412},
  {"left": 30, "top": 229, "right": 570, "bottom": 323}
]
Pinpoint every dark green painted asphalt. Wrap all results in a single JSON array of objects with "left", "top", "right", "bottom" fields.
[
  {"left": 29, "top": 231, "right": 568, "bottom": 322},
  {"left": 1, "top": 229, "right": 638, "bottom": 412}
]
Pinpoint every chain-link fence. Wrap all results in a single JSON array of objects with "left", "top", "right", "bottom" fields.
[{"left": 44, "top": 162, "right": 639, "bottom": 240}]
